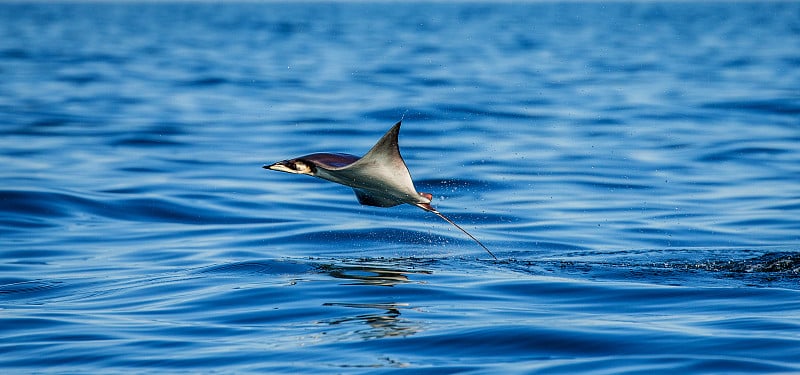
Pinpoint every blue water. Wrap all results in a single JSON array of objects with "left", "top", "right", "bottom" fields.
[{"left": 2, "top": 1, "right": 800, "bottom": 373}]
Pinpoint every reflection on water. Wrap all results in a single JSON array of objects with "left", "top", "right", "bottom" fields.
[
  {"left": 322, "top": 302, "right": 420, "bottom": 340},
  {"left": 321, "top": 261, "right": 432, "bottom": 286},
  {"left": 319, "top": 262, "right": 430, "bottom": 339}
]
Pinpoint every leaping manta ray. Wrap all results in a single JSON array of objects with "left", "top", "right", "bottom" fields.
[{"left": 264, "top": 121, "right": 497, "bottom": 260}]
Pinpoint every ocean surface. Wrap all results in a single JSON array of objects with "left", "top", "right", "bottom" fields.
[{"left": 2, "top": 1, "right": 800, "bottom": 373}]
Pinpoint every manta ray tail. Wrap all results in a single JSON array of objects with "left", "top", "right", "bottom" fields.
[{"left": 416, "top": 203, "right": 497, "bottom": 260}]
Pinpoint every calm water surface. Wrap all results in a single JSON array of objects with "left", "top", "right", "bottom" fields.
[{"left": 1, "top": 2, "right": 800, "bottom": 373}]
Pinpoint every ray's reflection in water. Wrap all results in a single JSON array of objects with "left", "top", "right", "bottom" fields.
[
  {"left": 322, "top": 262, "right": 431, "bottom": 286},
  {"left": 322, "top": 302, "right": 420, "bottom": 339},
  {"left": 318, "top": 261, "right": 432, "bottom": 339}
]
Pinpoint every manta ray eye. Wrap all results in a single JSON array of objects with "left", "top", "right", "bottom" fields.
[{"left": 292, "top": 160, "right": 314, "bottom": 174}]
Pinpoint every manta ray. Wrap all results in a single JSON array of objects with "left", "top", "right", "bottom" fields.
[{"left": 264, "top": 121, "right": 496, "bottom": 260}]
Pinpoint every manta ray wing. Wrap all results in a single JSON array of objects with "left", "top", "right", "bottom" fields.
[{"left": 331, "top": 122, "right": 425, "bottom": 205}]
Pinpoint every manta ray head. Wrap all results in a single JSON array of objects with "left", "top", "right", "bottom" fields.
[{"left": 264, "top": 158, "right": 316, "bottom": 176}]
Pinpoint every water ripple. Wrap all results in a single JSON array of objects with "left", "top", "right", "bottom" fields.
[{"left": 0, "top": 189, "right": 283, "bottom": 226}]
